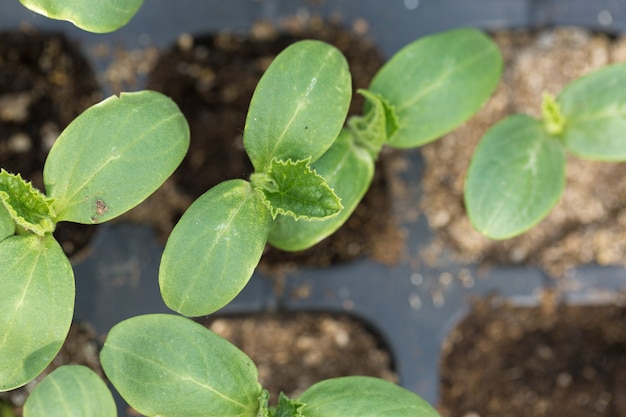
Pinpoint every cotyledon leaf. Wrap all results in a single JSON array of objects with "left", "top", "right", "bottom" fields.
[
  {"left": 44, "top": 90, "right": 189, "bottom": 225},
  {"left": 19, "top": 0, "right": 143, "bottom": 33},
  {"left": 0, "top": 234, "right": 74, "bottom": 391},
  {"left": 100, "top": 314, "right": 262, "bottom": 417},
  {"left": 558, "top": 63, "right": 626, "bottom": 161},
  {"left": 159, "top": 179, "right": 272, "bottom": 317},
  {"left": 368, "top": 27, "right": 502, "bottom": 148},
  {"left": 298, "top": 376, "right": 440, "bottom": 417},
  {"left": 244, "top": 40, "right": 351, "bottom": 172},
  {"left": 465, "top": 114, "right": 566, "bottom": 239},
  {"left": 23, "top": 365, "right": 116, "bottom": 417}
]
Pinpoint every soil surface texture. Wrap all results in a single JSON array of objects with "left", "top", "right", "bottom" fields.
[{"left": 439, "top": 294, "right": 626, "bottom": 417}]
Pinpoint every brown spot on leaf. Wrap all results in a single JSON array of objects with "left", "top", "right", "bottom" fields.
[{"left": 95, "top": 199, "right": 108, "bottom": 216}]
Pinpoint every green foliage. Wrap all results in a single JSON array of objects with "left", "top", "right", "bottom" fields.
[
  {"left": 0, "top": 170, "right": 54, "bottom": 236},
  {"left": 367, "top": 27, "right": 503, "bottom": 148},
  {"left": 252, "top": 158, "right": 343, "bottom": 221},
  {"left": 268, "top": 27, "right": 502, "bottom": 251},
  {"left": 101, "top": 315, "right": 438, "bottom": 417},
  {"left": 18, "top": 0, "right": 143, "bottom": 33},
  {"left": 101, "top": 314, "right": 263, "bottom": 417},
  {"left": 558, "top": 63, "right": 626, "bottom": 160},
  {"left": 0, "top": 90, "right": 189, "bottom": 391},
  {"left": 23, "top": 365, "right": 116, "bottom": 417},
  {"left": 159, "top": 180, "right": 272, "bottom": 316},
  {"left": 0, "top": 234, "right": 74, "bottom": 391},
  {"left": 268, "top": 129, "right": 375, "bottom": 251},
  {"left": 465, "top": 115, "right": 566, "bottom": 239},
  {"left": 45, "top": 91, "right": 189, "bottom": 224},
  {"left": 298, "top": 376, "right": 440, "bottom": 417},
  {"left": 465, "top": 63, "right": 626, "bottom": 239},
  {"left": 243, "top": 40, "right": 351, "bottom": 172},
  {"left": 159, "top": 40, "right": 351, "bottom": 317}
]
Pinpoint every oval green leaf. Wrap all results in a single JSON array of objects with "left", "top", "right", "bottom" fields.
[
  {"left": 0, "top": 234, "right": 74, "bottom": 391},
  {"left": 368, "top": 28, "right": 502, "bottom": 148},
  {"left": 244, "top": 40, "right": 351, "bottom": 172},
  {"left": 268, "top": 130, "right": 374, "bottom": 251},
  {"left": 159, "top": 180, "right": 272, "bottom": 317},
  {"left": 558, "top": 63, "right": 626, "bottom": 161},
  {"left": 299, "top": 376, "right": 440, "bottom": 417},
  {"left": 101, "top": 314, "right": 262, "bottom": 417},
  {"left": 19, "top": 0, "right": 143, "bottom": 33},
  {"left": 465, "top": 114, "right": 566, "bottom": 239},
  {"left": 44, "top": 90, "right": 189, "bottom": 224},
  {"left": 24, "top": 365, "right": 116, "bottom": 417}
]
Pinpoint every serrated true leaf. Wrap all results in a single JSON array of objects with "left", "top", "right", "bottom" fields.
[
  {"left": 100, "top": 314, "right": 262, "bottom": 417},
  {"left": 298, "top": 377, "right": 440, "bottom": 417},
  {"left": 19, "top": 0, "right": 143, "bottom": 33},
  {"left": 0, "top": 234, "right": 74, "bottom": 391},
  {"left": 24, "top": 365, "right": 116, "bottom": 417},
  {"left": 274, "top": 393, "right": 306, "bottom": 417},
  {"left": 465, "top": 114, "right": 566, "bottom": 239},
  {"left": 558, "top": 63, "right": 626, "bottom": 160},
  {"left": 159, "top": 180, "right": 272, "bottom": 317},
  {"left": 268, "top": 130, "right": 374, "bottom": 251},
  {"left": 0, "top": 169, "right": 55, "bottom": 236},
  {"left": 244, "top": 40, "right": 351, "bottom": 172},
  {"left": 348, "top": 89, "right": 394, "bottom": 158},
  {"left": 368, "top": 27, "right": 502, "bottom": 148},
  {"left": 44, "top": 90, "right": 189, "bottom": 225},
  {"left": 253, "top": 158, "right": 342, "bottom": 221}
]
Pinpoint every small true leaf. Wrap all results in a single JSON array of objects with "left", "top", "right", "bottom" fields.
[
  {"left": 19, "top": 0, "right": 143, "bottom": 33},
  {"left": 244, "top": 40, "right": 351, "bottom": 172},
  {"left": 100, "top": 314, "right": 262, "bottom": 417},
  {"left": 298, "top": 376, "right": 440, "bottom": 417},
  {"left": 0, "top": 170, "right": 55, "bottom": 236},
  {"left": 558, "top": 63, "right": 626, "bottom": 160},
  {"left": 274, "top": 393, "right": 306, "bottom": 417},
  {"left": 368, "top": 27, "right": 502, "bottom": 148},
  {"left": 348, "top": 89, "right": 395, "bottom": 158},
  {"left": 0, "top": 234, "right": 74, "bottom": 391},
  {"left": 465, "top": 114, "right": 566, "bottom": 239},
  {"left": 252, "top": 158, "right": 342, "bottom": 221},
  {"left": 268, "top": 130, "right": 374, "bottom": 251},
  {"left": 159, "top": 180, "right": 272, "bottom": 317},
  {"left": 23, "top": 365, "right": 116, "bottom": 417},
  {"left": 44, "top": 90, "right": 189, "bottom": 224}
]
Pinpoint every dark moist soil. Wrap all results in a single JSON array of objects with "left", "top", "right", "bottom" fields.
[
  {"left": 439, "top": 294, "right": 626, "bottom": 417},
  {"left": 420, "top": 28, "right": 626, "bottom": 278},
  {"left": 125, "top": 16, "right": 405, "bottom": 272},
  {"left": 0, "top": 28, "right": 101, "bottom": 258},
  {"left": 201, "top": 312, "right": 397, "bottom": 405}
]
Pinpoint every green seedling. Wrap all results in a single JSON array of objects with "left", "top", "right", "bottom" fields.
[
  {"left": 18, "top": 0, "right": 143, "bottom": 33},
  {"left": 99, "top": 313, "right": 440, "bottom": 417},
  {"left": 160, "top": 28, "right": 503, "bottom": 317},
  {"left": 159, "top": 39, "right": 352, "bottom": 316},
  {"left": 0, "top": 90, "right": 190, "bottom": 391},
  {"left": 465, "top": 63, "right": 626, "bottom": 239}
]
